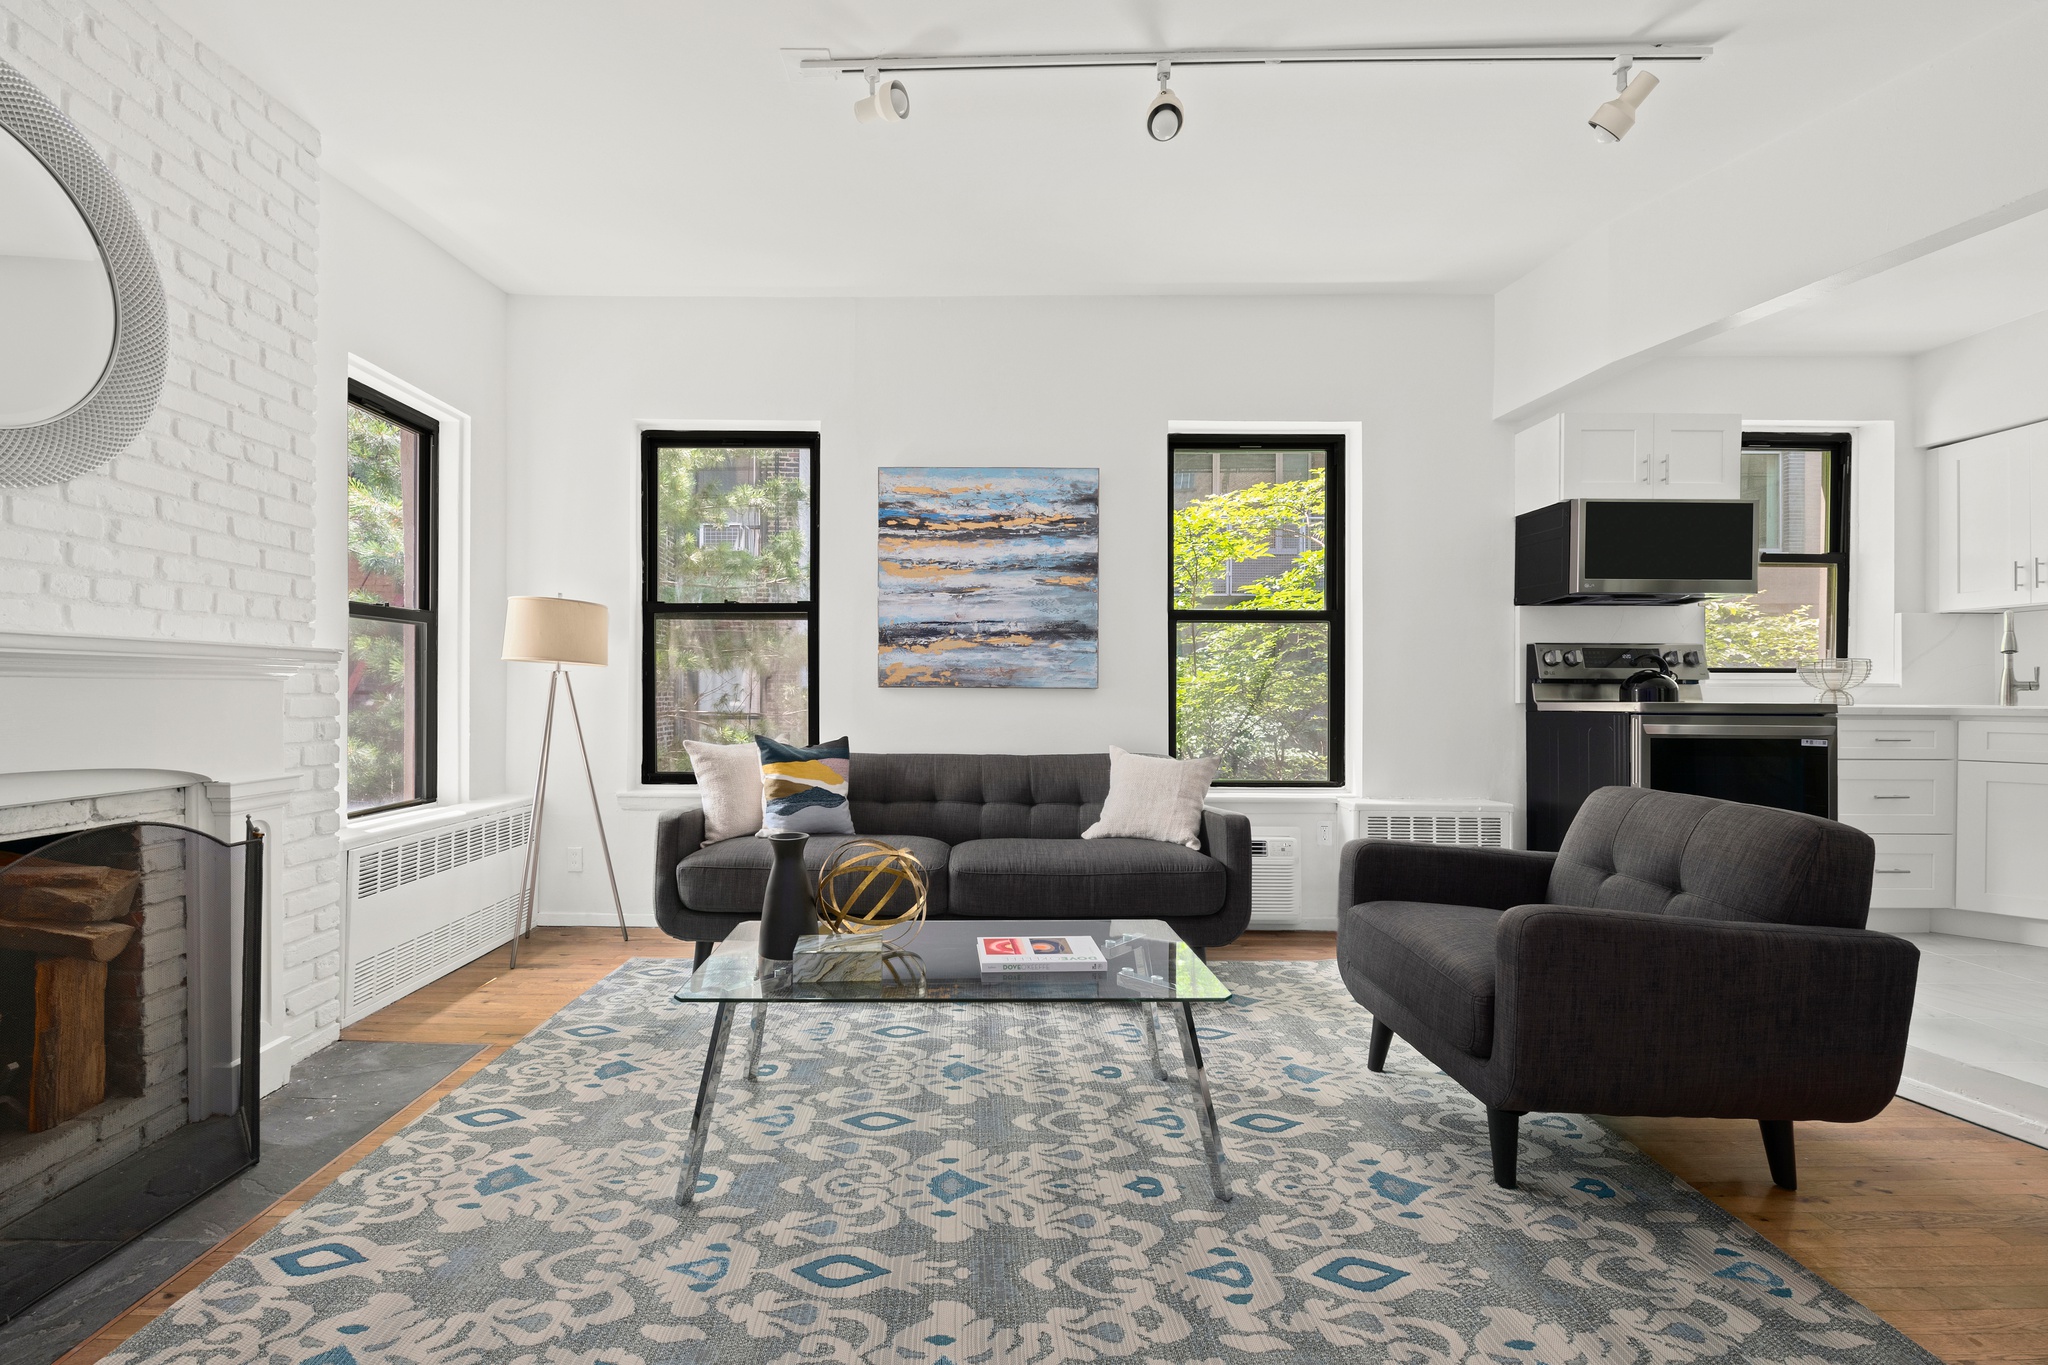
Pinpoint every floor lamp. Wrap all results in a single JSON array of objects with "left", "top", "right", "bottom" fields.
[{"left": 504, "top": 594, "right": 629, "bottom": 968}]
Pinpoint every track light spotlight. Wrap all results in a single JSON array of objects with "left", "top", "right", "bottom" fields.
[
  {"left": 1146, "top": 62, "right": 1183, "bottom": 141},
  {"left": 1589, "top": 60, "right": 1658, "bottom": 142},
  {"left": 855, "top": 67, "right": 910, "bottom": 124}
]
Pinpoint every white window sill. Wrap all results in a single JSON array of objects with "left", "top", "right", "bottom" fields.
[{"left": 617, "top": 787, "right": 704, "bottom": 812}]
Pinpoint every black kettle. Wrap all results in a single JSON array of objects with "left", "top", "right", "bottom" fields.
[{"left": 1621, "top": 661, "right": 1681, "bottom": 703}]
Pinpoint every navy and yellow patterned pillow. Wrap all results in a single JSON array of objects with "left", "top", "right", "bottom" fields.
[{"left": 755, "top": 735, "right": 855, "bottom": 835}]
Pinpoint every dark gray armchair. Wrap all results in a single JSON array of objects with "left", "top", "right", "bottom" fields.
[{"left": 1336, "top": 786, "right": 1919, "bottom": 1191}]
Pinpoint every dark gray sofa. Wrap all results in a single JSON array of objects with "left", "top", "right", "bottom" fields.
[
  {"left": 1337, "top": 786, "right": 1919, "bottom": 1191},
  {"left": 654, "top": 753, "right": 1253, "bottom": 963}
]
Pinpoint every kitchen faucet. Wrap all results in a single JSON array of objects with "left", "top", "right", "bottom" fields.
[{"left": 1999, "top": 610, "right": 2041, "bottom": 706}]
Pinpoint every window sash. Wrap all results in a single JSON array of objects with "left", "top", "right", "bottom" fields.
[
  {"left": 641, "top": 431, "right": 821, "bottom": 784},
  {"left": 1710, "top": 433, "right": 1851, "bottom": 673},
  {"left": 346, "top": 381, "right": 437, "bottom": 815},
  {"left": 1167, "top": 434, "right": 1345, "bottom": 787}
]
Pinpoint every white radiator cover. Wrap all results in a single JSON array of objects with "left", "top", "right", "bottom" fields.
[
  {"left": 341, "top": 798, "right": 533, "bottom": 1025},
  {"left": 1249, "top": 828, "right": 1302, "bottom": 924},
  {"left": 1352, "top": 799, "right": 1515, "bottom": 849}
]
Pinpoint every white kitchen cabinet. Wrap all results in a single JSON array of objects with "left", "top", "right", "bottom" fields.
[
  {"left": 1958, "top": 716, "right": 2048, "bottom": 763},
  {"left": 1956, "top": 759, "right": 2048, "bottom": 920},
  {"left": 1837, "top": 758, "right": 1958, "bottom": 835},
  {"left": 1867, "top": 834, "right": 1955, "bottom": 910},
  {"left": 1935, "top": 422, "right": 2048, "bottom": 612},
  {"left": 1654, "top": 414, "right": 1745, "bottom": 499},
  {"left": 1514, "top": 412, "right": 1741, "bottom": 514},
  {"left": 1836, "top": 716, "right": 1957, "bottom": 760}
]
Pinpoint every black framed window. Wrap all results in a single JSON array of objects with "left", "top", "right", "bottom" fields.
[
  {"left": 1169, "top": 434, "right": 1344, "bottom": 786},
  {"left": 641, "top": 430, "right": 820, "bottom": 783},
  {"left": 1706, "top": 432, "right": 1851, "bottom": 672},
  {"left": 346, "top": 382, "right": 437, "bottom": 814}
]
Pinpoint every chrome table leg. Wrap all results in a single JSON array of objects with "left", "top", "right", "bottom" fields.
[
  {"left": 744, "top": 1002, "right": 767, "bottom": 1080},
  {"left": 1173, "top": 1002, "right": 1232, "bottom": 1202},
  {"left": 1141, "top": 1002, "right": 1169, "bottom": 1079},
  {"left": 675, "top": 1001, "right": 736, "bottom": 1206}
]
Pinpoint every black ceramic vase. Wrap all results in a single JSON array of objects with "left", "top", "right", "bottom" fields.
[{"left": 758, "top": 830, "right": 816, "bottom": 963}]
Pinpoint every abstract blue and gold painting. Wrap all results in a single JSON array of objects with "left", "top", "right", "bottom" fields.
[{"left": 878, "top": 467, "right": 1099, "bottom": 688}]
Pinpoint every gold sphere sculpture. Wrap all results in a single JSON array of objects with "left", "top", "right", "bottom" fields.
[{"left": 815, "top": 838, "right": 929, "bottom": 937}]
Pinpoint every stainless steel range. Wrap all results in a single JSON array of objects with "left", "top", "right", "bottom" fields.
[{"left": 1524, "top": 642, "right": 1836, "bottom": 851}]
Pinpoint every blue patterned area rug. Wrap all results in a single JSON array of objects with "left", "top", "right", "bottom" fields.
[{"left": 108, "top": 959, "right": 1931, "bottom": 1364}]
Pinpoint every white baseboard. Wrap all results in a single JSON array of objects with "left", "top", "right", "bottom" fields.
[
  {"left": 1247, "top": 914, "right": 1338, "bottom": 933},
  {"left": 258, "top": 1030, "right": 296, "bottom": 1095},
  {"left": 536, "top": 911, "right": 662, "bottom": 929},
  {"left": 1865, "top": 905, "right": 2048, "bottom": 948},
  {"left": 1929, "top": 907, "right": 2048, "bottom": 948},
  {"left": 1899, "top": 1046, "right": 2048, "bottom": 1149}
]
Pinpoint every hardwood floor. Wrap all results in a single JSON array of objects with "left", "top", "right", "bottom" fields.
[{"left": 62, "top": 927, "right": 2048, "bottom": 1364}]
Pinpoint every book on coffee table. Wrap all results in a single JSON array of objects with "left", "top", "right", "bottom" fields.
[{"left": 976, "top": 934, "right": 1108, "bottom": 974}]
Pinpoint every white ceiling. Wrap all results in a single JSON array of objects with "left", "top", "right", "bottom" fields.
[
  {"left": 152, "top": 0, "right": 2036, "bottom": 298},
  {"left": 1687, "top": 209, "right": 2048, "bottom": 358}
]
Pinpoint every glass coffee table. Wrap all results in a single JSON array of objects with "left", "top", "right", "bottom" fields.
[{"left": 669, "top": 918, "right": 1235, "bottom": 1206}]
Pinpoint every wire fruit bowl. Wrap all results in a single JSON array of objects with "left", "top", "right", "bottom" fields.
[{"left": 1797, "top": 658, "right": 1871, "bottom": 705}]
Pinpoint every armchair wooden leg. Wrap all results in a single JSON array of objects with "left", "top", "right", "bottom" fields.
[
  {"left": 1488, "top": 1108, "right": 1525, "bottom": 1189},
  {"left": 1759, "top": 1119, "right": 1797, "bottom": 1191},
  {"left": 1367, "top": 1020, "right": 1393, "bottom": 1073},
  {"left": 692, "top": 940, "right": 714, "bottom": 969}
]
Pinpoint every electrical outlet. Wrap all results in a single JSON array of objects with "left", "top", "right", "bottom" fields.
[
  {"left": 1316, "top": 820, "right": 1333, "bottom": 847},
  {"left": 566, "top": 846, "right": 584, "bottom": 872}
]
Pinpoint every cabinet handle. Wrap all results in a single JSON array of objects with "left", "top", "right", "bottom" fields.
[
  {"left": 1871, "top": 737, "right": 1914, "bottom": 744},
  {"left": 2018, "top": 560, "right": 2028, "bottom": 591},
  {"left": 2037, "top": 557, "right": 2046, "bottom": 588},
  {"left": 1874, "top": 868, "right": 1914, "bottom": 875},
  {"left": 1869, "top": 794, "right": 1912, "bottom": 800}
]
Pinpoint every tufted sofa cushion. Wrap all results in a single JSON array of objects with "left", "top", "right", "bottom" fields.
[
  {"left": 845, "top": 753, "right": 1109, "bottom": 843},
  {"left": 1547, "top": 786, "right": 1875, "bottom": 929}
]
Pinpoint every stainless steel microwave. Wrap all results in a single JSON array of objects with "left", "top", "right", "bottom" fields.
[{"left": 1514, "top": 499, "right": 1758, "bottom": 604}]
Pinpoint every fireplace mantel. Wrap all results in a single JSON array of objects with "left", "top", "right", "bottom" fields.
[
  {"left": 0, "top": 630, "right": 331, "bottom": 680},
  {"left": 0, "top": 631, "right": 337, "bottom": 789}
]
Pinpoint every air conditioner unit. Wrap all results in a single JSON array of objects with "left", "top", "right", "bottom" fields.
[
  {"left": 1351, "top": 799, "right": 1514, "bottom": 850},
  {"left": 341, "top": 798, "right": 533, "bottom": 1026},
  {"left": 1249, "top": 828, "right": 1301, "bottom": 926}
]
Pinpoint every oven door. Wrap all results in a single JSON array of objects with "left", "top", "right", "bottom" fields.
[{"left": 1634, "top": 720, "right": 1836, "bottom": 819}]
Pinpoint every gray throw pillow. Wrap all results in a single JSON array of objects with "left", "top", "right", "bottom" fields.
[
  {"left": 681, "top": 739, "right": 763, "bottom": 843},
  {"left": 1082, "top": 745, "right": 1219, "bottom": 849}
]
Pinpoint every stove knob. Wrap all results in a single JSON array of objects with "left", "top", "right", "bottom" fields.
[
  {"left": 1682, "top": 650, "right": 1702, "bottom": 668},
  {"left": 1662, "top": 650, "right": 1680, "bottom": 667},
  {"left": 1540, "top": 649, "right": 1562, "bottom": 667},
  {"left": 1562, "top": 649, "right": 1584, "bottom": 667}
]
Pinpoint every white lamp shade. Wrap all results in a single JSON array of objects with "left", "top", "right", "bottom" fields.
[{"left": 503, "top": 596, "right": 608, "bottom": 665}]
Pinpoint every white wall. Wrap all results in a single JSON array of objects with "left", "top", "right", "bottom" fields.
[
  {"left": 317, "top": 178, "right": 510, "bottom": 799},
  {"left": 2, "top": 0, "right": 345, "bottom": 1059},
  {"left": 504, "top": 294, "right": 1507, "bottom": 925},
  {"left": 1916, "top": 307, "right": 2048, "bottom": 449}
]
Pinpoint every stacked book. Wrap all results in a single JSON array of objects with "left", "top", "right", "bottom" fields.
[{"left": 976, "top": 934, "right": 1108, "bottom": 975}]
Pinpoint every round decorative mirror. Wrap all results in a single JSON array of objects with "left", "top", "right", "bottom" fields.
[{"left": 0, "top": 58, "right": 166, "bottom": 487}]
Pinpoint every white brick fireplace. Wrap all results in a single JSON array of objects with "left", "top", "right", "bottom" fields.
[{"left": 0, "top": 630, "right": 340, "bottom": 1096}]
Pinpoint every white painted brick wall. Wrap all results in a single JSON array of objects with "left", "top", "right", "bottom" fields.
[{"left": 1, "top": 1, "right": 342, "bottom": 1057}]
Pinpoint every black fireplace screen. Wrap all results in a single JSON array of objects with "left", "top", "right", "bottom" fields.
[{"left": 0, "top": 820, "right": 263, "bottom": 1324}]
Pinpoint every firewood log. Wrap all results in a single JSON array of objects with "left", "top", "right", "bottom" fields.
[{"left": 0, "top": 857, "right": 141, "bottom": 923}]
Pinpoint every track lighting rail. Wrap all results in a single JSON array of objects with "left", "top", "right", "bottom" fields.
[{"left": 799, "top": 42, "right": 1713, "bottom": 77}]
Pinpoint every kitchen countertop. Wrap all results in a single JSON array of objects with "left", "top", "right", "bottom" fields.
[{"left": 1834, "top": 704, "right": 2048, "bottom": 718}]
